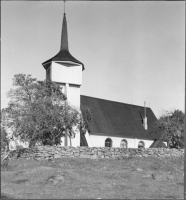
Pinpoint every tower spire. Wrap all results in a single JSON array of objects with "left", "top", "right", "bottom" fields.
[
  {"left": 64, "top": 0, "right": 66, "bottom": 14},
  {"left": 42, "top": 2, "right": 84, "bottom": 71},
  {"left": 61, "top": 1, "right": 68, "bottom": 51}
]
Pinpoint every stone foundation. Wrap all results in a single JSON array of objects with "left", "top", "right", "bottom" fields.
[{"left": 3, "top": 146, "right": 184, "bottom": 161}]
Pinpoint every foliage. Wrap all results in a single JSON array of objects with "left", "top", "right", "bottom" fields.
[
  {"left": 1, "top": 126, "right": 11, "bottom": 162},
  {"left": 1, "top": 74, "right": 81, "bottom": 147},
  {"left": 150, "top": 110, "right": 184, "bottom": 149},
  {"left": 1, "top": 126, "right": 9, "bottom": 151},
  {"left": 1, "top": 123, "right": 11, "bottom": 162},
  {"left": 80, "top": 106, "right": 92, "bottom": 134}
]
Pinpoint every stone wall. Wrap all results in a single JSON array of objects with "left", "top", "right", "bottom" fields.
[{"left": 5, "top": 146, "right": 184, "bottom": 161}]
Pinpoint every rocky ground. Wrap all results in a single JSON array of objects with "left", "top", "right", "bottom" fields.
[{"left": 1, "top": 155, "right": 184, "bottom": 199}]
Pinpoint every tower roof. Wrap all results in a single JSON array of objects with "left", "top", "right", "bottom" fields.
[{"left": 42, "top": 13, "right": 84, "bottom": 70}]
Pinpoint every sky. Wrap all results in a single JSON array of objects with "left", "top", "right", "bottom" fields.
[{"left": 1, "top": 1, "right": 185, "bottom": 118}]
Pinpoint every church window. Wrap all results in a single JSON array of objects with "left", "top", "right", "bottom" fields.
[
  {"left": 105, "top": 138, "right": 112, "bottom": 147},
  {"left": 120, "top": 139, "right": 128, "bottom": 148},
  {"left": 138, "top": 141, "right": 145, "bottom": 148}
]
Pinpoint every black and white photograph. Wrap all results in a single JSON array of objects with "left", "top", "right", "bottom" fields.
[{"left": 1, "top": 1, "right": 185, "bottom": 199}]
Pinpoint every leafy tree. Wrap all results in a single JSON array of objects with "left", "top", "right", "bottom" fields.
[
  {"left": 1, "top": 74, "right": 80, "bottom": 147},
  {"left": 1, "top": 126, "right": 11, "bottom": 162},
  {"left": 80, "top": 106, "right": 92, "bottom": 134},
  {"left": 1, "top": 127, "right": 9, "bottom": 151},
  {"left": 150, "top": 110, "right": 184, "bottom": 149}
]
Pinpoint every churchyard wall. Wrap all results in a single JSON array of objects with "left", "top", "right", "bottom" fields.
[{"left": 4, "top": 146, "right": 184, "bottom": 160}]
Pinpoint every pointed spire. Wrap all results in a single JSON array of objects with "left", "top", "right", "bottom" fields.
[
  {"left": 60, "top": 13, "right": 69, "bottom": 51},
  {"left": 64, "top": 0, "right": 66, "bottom": 14},
  {"left": 42, "top": 3, "right": 85, "bottom": 71}
]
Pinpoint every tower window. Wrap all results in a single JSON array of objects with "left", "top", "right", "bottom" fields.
[{"left": 105, "top": 138, "right": 112, "bottom": 147}]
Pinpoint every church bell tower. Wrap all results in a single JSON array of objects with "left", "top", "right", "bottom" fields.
[
  {"left": 42, "top": 7, "right": 84, "bottom": 147},
  {"left": 42, "top": 11, "right": 84, "bottom": 109}
]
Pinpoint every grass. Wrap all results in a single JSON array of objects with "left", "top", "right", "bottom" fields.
[{"left": 1, "top": 155, "right": 184, "bottom": 199}]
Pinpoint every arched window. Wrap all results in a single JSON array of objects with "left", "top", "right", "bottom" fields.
[
  {"left": 120, "top": 139, "right": 128, "bottom": 148},
  {"left": 105, "top": 138, "right": 112, "bottom": 147},
  {"left": 138, "top": 141, "right": 145, "bottom": 148}
]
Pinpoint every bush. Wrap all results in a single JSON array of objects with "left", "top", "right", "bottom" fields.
[{"left": 150, "top": 110, "right": 184, "bottom": 149}]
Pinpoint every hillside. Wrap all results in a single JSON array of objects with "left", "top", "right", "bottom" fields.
[{"left": 1, "top": 155, "right": 184, "bottom": 199}]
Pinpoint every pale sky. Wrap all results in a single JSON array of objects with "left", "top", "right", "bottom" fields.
[{"left": 1, "top": 1, "right": 185, "bottom": 118}]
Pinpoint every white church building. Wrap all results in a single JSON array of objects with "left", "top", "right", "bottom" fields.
[{"left": 42, "top": 12, "right": 167, "bottom": 149}]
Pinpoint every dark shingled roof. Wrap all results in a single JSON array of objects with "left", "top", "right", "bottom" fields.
[
  {"left": 42, "top": 50, "right": 84, "bottom": 70},
  {"left": 42, "top": 13, "right": 84, "bottom": 70},
  {"left": 149, "top": 140, "right": 167, "bottom": 148},
  {"left": 80, "top": 95, "right": 165, "bottom": 141}
]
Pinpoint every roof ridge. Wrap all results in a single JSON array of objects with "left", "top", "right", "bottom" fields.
[{"left": 81, "top": 95, "right": 150, "bottom": 109}]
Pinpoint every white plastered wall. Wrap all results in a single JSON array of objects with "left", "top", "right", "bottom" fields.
[
  {"left": 89, "top": 135, "right": 156, "bottom": 148},
  {"left": 67, "top": 85, "right": 80, "bottom": 109},
  {"left": 58, "top": 84, "right": 80, "bottom": 109},
  {"left": 60, "top": 127, "right": 80, "bottom": 147},
  {"left": 85, "top": 131, "right": 93, "bottom": 147}
]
